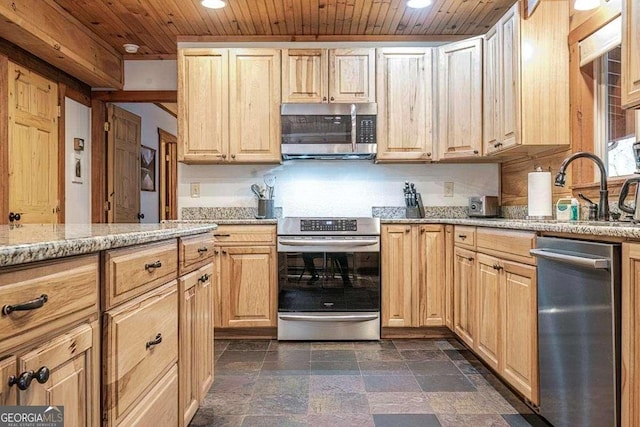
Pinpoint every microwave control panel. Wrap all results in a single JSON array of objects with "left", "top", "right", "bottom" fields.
[
  {"left": 357, "top": 115, "right": 376, "bottom": 144},
  {"left": 300, "top": 219, "right": 358, "bottom": 232}
]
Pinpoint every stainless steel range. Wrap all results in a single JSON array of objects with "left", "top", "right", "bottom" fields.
[{"left": 277, "top": 217, "right": 381, "bottom": 340}]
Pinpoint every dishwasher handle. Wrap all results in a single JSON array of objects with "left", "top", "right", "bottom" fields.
[{"left": 530, "top": 248, "right": 610, "bottom": 269}]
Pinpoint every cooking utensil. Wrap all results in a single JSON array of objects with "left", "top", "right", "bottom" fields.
[
  {"left": 251, "top": 184, "right": 264, "bottom": 199},
  {"left": 264, "top": 174, "right": 276, "bottom": 199}
]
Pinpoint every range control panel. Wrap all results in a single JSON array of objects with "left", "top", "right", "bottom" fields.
[{"left": 300, "top": 219, "right": 358, "bottom": 232}]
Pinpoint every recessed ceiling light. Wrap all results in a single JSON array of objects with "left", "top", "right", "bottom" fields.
[
  {"left": 201, "top": 0, "right": 226, "bottom": 9},
  {"left": 407, "top": 0, "right": 432, "bottom": 8},
  {"left": 574, "top": 0, "right": 599, "bottom": 10}
]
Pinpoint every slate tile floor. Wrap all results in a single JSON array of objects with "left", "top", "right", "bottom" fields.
[{"left": 190, "top": 339, "right": 550, "bottom": 427}]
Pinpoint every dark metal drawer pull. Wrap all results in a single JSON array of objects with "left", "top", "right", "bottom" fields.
[
  {"left": 144, "top": 260, "right": 162, "bottom": 271},
  {"left": 213, "top": 233, "right": 231, "bottom": 237},
  {"left": 199, "top": 273, "right": 210, "bottom": 283},
  {"left": 146, "top": 333, "right": 162, "bottom": 349},
  {"left": 8, "top": 366, "right": 50, "bottom": 390},
  {"left": 458, "top": 235, "right": 467, "bottom": 239},
  {"left": 197, "top": 247, "right": 208, "bottom": 253},
  {"left": 2, "top": 294, "right": 48, "bottom": 315}
]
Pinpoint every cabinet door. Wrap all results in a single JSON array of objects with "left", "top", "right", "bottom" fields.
[
  {"left": 213, "top": 250, "right": 223, "bottom": 328},
  {"left": 476, "top": 253, "right": 501, "bottom": 371},
  {"left": 381, "top": 225, "right": 415, "bottom": 327},
  {"left": 501, "top": 259, "right": 538, "bottom": 404},
  {"left": 444, "top": 225, "right": 455, "bottom": 331},
  {"left": 483, "top": 24, "right": 501, "bottom": 155},
  {"left": 229, "top": 49, "right": 281, "bottom": 163},
  {"left": 623, "top": 243, "right": 640, "bottom": 427},
  {"left": 453, "top": 246, "right": 476, "bottom": 347},
  {"left": 329, "top": 48, "right": 375, "bottom": 103},
  {"left": 221, "top": 246, "right": 277, "bottom": 327},
  {"left": 437, "top": 37, "right": 483, "bottom": 159},
  {"left": 622, "top": 0, "right": 640, "bottom": 108},
  {"left": 18, "top": 322, "right": 99, "bottom": 427},
  {"left": 282, "top": 49, "right": 328, "bottom": 103},
  {"left": 417, "top": 225, "right": 445, "bottom": 326},
  {"left": 0, "top": 357, "right": 17, "bottom": 406},
  {"left": 196, "top": 264, "right": 214, "bottom": 399},
  {"left": 376, "top": 48, "right": 433, "bottom": 161},
  {"left": 498, "top": 5, "right": 520, "bottom": 150},
  {"left": 178, "top": 48, "right": 228, "bottom": 163}
]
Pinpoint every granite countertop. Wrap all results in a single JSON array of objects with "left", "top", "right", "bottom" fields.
[
  {"left": 171, "top": 219, "right": 278, "bottom": 225},
  {"left": 0, "top": 223, "right": 218, "bottom": 267}
]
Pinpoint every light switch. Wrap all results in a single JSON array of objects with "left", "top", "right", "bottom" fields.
[
  {"left": 190, "top": 182, "right": 200, "bottom": 198},
  {"left": 444, "top": 182, "right": 454, "bottom": 197}
]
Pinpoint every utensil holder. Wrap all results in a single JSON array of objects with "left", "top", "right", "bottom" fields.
[{"left": 257, "top": 199, "right": 274, "bottom": 219}]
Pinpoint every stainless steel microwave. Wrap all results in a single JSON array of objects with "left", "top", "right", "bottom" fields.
[{"left": 280, "top": 103, "right": 377, "bottom": 160}]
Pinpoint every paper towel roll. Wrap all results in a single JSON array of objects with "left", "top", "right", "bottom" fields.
[{"left": 528, "top": 170, "right": 552, "bottom": 218}]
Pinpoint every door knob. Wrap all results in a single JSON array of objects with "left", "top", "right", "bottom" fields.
[{"left": 137, "top": 213, "right": 145, "bottom": 220}]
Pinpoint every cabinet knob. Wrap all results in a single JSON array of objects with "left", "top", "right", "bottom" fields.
[
  {"left": 8, "top": 212, "right": 21, "bottom": 222},
  {"left": 467, "top": 256, "right": 474, "bottom": 261},
  {"left": 8, "top": 367, "right": 49, "bottom": 391},
  {"left": 426, "top": 152, "right": 432, "bottom": 157},
  {"left": 214, "top": 249, "right": 220, "bottom": 255},
  {"left": 137, "top": 213, "right": 145, "bottom": 220},
  {"left": 405, "top": 227, "right": 411, "bottom": 232},
  {"left": 330, "top": 96, "right": 335, "bottom": 101},
  {"left": 323, "top": 96, "right": 327, "bottom": 102},
  {"left": 231, "top": 154, "right": 236, "bottom": 159},
  {"left": 199, "top": 273, "right": 210, "bottom": 283},
  {"left": 222, "top": 154, "right": 227, "bottom": 159},
  {"left": 473, "top": 150, "right": 479, "bottom": 155},
  {"left": 222, "top": 249, "right": 227, "bottom": 255}
]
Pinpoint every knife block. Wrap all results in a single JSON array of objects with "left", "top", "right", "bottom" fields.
[{"left": 405, "top": 193, "right": 425, "bottom": 218}]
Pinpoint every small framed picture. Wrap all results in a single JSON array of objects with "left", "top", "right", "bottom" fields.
[
  {"left": 140, "top": 145, "right": 156, "bottom": 192},
  {"left": 72, "top": 153, "right": 83, "bottom": 184},
  {"left": 74, "top": 138, "right": 85, "bottom": 151}
]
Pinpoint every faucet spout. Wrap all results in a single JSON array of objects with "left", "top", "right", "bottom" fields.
[{"left": 554, "top": 152, "right": 609, "bottom": 221}]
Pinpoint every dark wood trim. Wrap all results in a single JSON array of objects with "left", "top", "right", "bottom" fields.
[
  {"left": 158, "top": 128, "right": 178, "bottom": 221},
  {"left": 213, "top": 327, "right": 277, "bottom": 340},
  {"left": 64, "top": 86, "right": 91, "bottom": 108},
  {"left": 91, "top": 99, "right": 107, "bottom": 223},
  {"left": 57, "top": 84, "right": 66, "bottom": 224},
  {"left": 91, "top": 91, "right": 177, "bottom": 103},
  {"left": 0, "top": 55, "right": 8, "bottom": 225},
  {"left": 0, "top": 38, "right": 90, "bottom": 104},
  {"left": 123, "top": 54, "right": 177, "bottom": 61},
  {"left": 381, "top": 327, "right": 454, "bottom": 339},
  {"left": 155, "top": 103, "right": 177, "bottom": 118},
  {"left": 568, "top": 4, "right": 621, "bottom": 45},
  {"left": 177, "top": 35, "right": 469, "bottom": 43}
]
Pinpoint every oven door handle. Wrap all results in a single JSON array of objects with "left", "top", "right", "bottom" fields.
[
  {"left": 279, "top": 314, "right": 379, "bottom": 322},
  {"left": 278, "top": 238, "right": 378, "bottom": 247},
  {"left": 351, "top": 103, "right": 357, "bottom": 152}
]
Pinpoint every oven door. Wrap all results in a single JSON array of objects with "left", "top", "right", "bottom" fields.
[{"left": 277, "top": 236, "right": 380, "bottom": 313}]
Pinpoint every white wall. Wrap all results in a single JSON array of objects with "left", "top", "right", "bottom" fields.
[
  {"left": 179, "top": 162, "right": 500, "bottom": 217},
  {"left": 115, "top": 103, "right": 177, "bottom": 223},
  {"left": 65, "top": 98, "right": 92, "bottom": 223},
  {"left": 123, "top": 60, "right": 177, "bottom": 90}
]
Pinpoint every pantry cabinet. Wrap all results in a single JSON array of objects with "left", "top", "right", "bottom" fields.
[
  {"left": 376, "top": 48, "right": 434, "bottom": 162},
  {"left": 622, "top": 0, "right": 640, "bottom": 108},
  {"left": 282, "top": 48, "right": 375, "bottom": 103},
  {"left": 437, "top": 37, "right": 483, "bottom": 160},
  {"left": 178, "top": 48, "right": 281, "bottom": 164},
  {"left": 483, "top": 2, "right": 569, "bottom": 156}
]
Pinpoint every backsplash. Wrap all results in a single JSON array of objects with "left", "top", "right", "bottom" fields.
[
  {"left": 182, "top": 207, "right": 283, "bottom": 220},
  {"left": 178, "top": 161, "right": 500, "bottom": 218},
  {"left": 372, "top": 206, "right": 469, "bottom": 219}
]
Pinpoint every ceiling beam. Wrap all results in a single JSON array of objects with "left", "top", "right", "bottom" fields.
[
  {"left": 91, "top": 91, "right": 177, "bottom": 103},
  {"left": 0, "top": 0, "right": 123, "bottom": 89}
]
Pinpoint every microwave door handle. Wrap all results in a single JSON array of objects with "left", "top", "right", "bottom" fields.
[{"left": 351, "top": 103, "right": 357, "bottom": 152}]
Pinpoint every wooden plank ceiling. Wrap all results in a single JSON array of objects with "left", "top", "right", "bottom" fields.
[{"left": 53, "top": 0, "right": 517, "bottom": 57}]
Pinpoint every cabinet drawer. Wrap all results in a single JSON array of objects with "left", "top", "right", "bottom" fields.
[
  {"left": 476, "top": 228, "right": 536, "bottom": 265},
  {"left": 118, "top": 364, "right": 178, "bottom": 427},
  {"left": 0, "top": 255, "right": 99, "bottom": 353},
  {"left": 179, "top": 233, "right": 214, "bottom": 275},
  {"left": 214, "top": 225, "right": 276, "bottom": 245},
  {"left": 104, "top": 240, "right": 177, "bottom": 309},
  {"left": 454, "top": 226, "right": 476, "bottom": 249},
  {"left": 104, "top": 281, "right": 178, "bottom": 424}
]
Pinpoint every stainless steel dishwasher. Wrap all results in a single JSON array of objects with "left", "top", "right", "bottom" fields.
[{"left": 531, "top": 237, "right": 621, "bottom": 427}]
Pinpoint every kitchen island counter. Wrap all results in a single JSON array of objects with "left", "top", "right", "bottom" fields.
[{"left": 0, "top": 223, "right": 218, "bottom": 267}]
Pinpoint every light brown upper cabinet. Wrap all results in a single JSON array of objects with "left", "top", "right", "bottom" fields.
[
  {"left": 622, "top": 0, "right": 640, "bottom": 108},
  {"left": 376, "top": 48, "right": 434, "bottom": 162},
  {"left": 484, "top": 2, "right": 569, "bottom": 157},
  {"left": 282, "top": 48, "right": 375, "bottom": 103},
  {"left": 437, "top": 37, "right": 483, "bottom": 160},
  {"left": 178, "top": 48, "right": 281, "bottom": 164}
]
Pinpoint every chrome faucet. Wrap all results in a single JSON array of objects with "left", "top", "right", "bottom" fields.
[{"left": 554, "top": 152, "right": 609, "bottom": 221}]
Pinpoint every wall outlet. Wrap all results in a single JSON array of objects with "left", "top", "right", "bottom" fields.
[
  {"left": 444, "top": 182, "right": 454, "bottom": 197},
  {"left": 190, "top": 182, "right": 200, "bottom": 198}
]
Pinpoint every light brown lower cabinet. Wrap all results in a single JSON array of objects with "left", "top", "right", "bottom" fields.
[
  {"left": 453, "top": 246, "right": 476, "bottom": 347},
  {"left": 622, "top": 243, "right": 640, "bottom": 427},
  {"left": 476, "top": 253, "right": 501, "bottom": 371},
  {"left": 179, "top": 263, "right": 214, "bottom": 427}
]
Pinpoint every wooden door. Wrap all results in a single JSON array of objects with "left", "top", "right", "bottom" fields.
[
  {"left": 159, "top": 129, "right": 178, "bottom": 220},
  {"left": 501, "top": 259, "right": 538, "bottom": 404},
  {"left": 498, "top": 5, "right": 520, "bottom": 150},
  {"left": 7, "top": 62, "right": 59, "bottom": 224},
  {"left": 0, "top": 357, "right": 17, "bottom": 405},
  {"left": 376, "top": 48, "right": 433, "bottom": 161},
  {"left": 476, "top": 253, "right": 501, "bottom": 371},
  {"left": 221, "top": 245, "right": 276, "bottom": 328},
  {"left": 329, "top": 49, "right": 375, "bottom": 103},
  {"left": 622, "top": 0, "right": 640, "bottom": 108},
  {"left": 483, "top": 24, "right": 501, "bottom": 155},
  {"left": 229, "top": 49, "right": 281, "bottom": 163},
  {"left": 18, "top": 322, "right": 99, "bottom": 427},
  {"left": 107, "top": 105, "right": 141, "bottom": 223},
  {"left": 417, "top": 225, "right": 445, "bottom": 326},
  {"left": 381, "top": 225, "right": 415, "bottom": 327},
  {"left": 282, "top": 49, "right": 328, "bottom": 103},
  {"left": 453, "top": 246, "right": 476, "bottom": 347},
  {"left": 437, "top": 38, "right": 483, "bottom": 159},
  {"left": 178, "top": 48, "right": 228, "bottom": 163},
  {"left": 623, "top": 243, "right": 640, "bottom": 427}
]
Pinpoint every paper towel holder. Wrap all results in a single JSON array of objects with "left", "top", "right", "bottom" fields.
[{"left": 526, "top": 166, "right": 554, "bottom": 221}]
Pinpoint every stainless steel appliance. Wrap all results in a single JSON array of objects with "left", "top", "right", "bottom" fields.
[
  {"left": 280, "top": 103, "right": 377, "bottom": 160},
  {"left": 617, "top": 141, "right": 640, "bottom": 221},
  {"left": 531, "top": 237, "right": 621, "bottom": 427},
  {"left": 277, "top": 217, "right": 381, "bottom": 340},
  {"left": 468, "top": 195, "right": 500, "bottom": 217}
]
